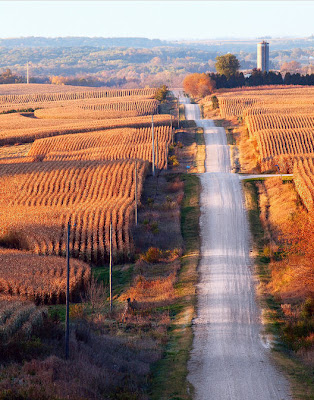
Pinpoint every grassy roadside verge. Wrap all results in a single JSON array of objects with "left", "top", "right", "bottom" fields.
[
  {"left": 242, "top": 176, "right": 293, "bottom": 182},
  {"left": 243, "top": 181, "right": 314, "bottom": 400},
  {"left": 150, "top": 174, "right": 200, "bottom": 400}
]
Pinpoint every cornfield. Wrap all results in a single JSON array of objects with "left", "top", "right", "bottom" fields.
[
  {"left": 293, "top": 156, "right": 314, "bottom": 212},
  {"left": 0, "top": 159, "right": 148, "bottom": 263},
  {"left": 0, "top": 249, "right": 91, "bottom": 304},
  {"left": 218, "top": 97, "right": 262, "bottom": 118},
  {"left": 255, "top": 128, "right": 314, "bottom": 172},
  {"left": 245, "top": 114, "right": 314, "bottom": 138},
  {"left": 243, "top": 104, "right": 314, "bottom": 119},
  {"left": 0, "top": 300, "right": 47, "bottom": 343},
  {"left": 28, "top": 126, "right": 172, "bottom": 169},
  {"left": 0, "top": 114, "right": 172, "bottom": 146},
  {"left": 34, "top": 98, "right": 159, "bottom": 120},
  {"left": 217, "top": 86, "right": 314, "bottom": 118},
  {"left": 0, "top": 87, "right": 157, "bottom": 105},
  {"left": 216, "top": 86, "right": 314, "bottom": 173},
  {"left": 0, "top": 84, "right": 173, "bottom": 305}
]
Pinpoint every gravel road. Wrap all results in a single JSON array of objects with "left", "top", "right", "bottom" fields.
[{"left": 180, "top": 97, "right": 292, "bottom": 400}]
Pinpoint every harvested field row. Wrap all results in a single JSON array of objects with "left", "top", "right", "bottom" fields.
[
  {"left": 243, "top": 104, "right": 314, "bottom": 118},
  {"left": 219, "top": 86, "right": 314, "bottom": 97},
  {"left": 45, "top": 143, "right": 168, "bottom": 169},
  {"left": 28, "top": 125, "right": 172, "bottom": 168},
  {"left": 34, "top": 99, "right": 158, "bottom": 120},
  {"left": 0, "top": 249, "right": 91, "bottom": 304},
  {"left": 218, "top": 97, "right": 262, "bottom": 118},
  {"left": 0, "top": 114, "right": 172, "bottom": 146},
  {"left": 245, "top": 114, "right": 314, "bottom": 137},
  {"left": 0, "top": 112, "right": 171, "bottom": 131},
  {"left": 0, "top": 83, "right": 117, "bottom": 95},
  {"left": 256, "top": 128, "right": 314, "bottom": 172},
  {"left": 0, "top": 87, "right": 157, "bottom": 105}
]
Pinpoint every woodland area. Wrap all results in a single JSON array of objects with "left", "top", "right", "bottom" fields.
[{"left": 0, "top": 36, "right": 313, "bottom": 88}]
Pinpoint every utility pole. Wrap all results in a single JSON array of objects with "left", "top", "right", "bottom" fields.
[
  {"left": 109, "top": 223, "right": 112, "bottom": 313},
  {"left": 152, "top": 115, "right": 155, "bottom": 176},
  {"left": 26, "top": 62, "right": 29, "bottom": 85},
  {"left": 156, "top": 130, "right": 158, "bottom": 174},
  {"left": 170, "top": 115, "right": 174, "bottom": 145},
  {"left": 65, "top": 221, "right": 70, "bottom": 360},
  {"left": 134, "top": 161, "right": 138, "bottom": 225}
]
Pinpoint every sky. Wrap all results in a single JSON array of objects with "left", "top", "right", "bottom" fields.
[{"left": 0, "top": 1, "right": 313, "bottom": 41}]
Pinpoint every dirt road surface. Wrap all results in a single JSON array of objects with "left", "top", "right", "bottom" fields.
[{"left": 180, "top": 97, "right": 292, "bottom": 400}]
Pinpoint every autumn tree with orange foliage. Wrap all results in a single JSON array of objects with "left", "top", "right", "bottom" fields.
[{"left": 183, "top": 73, "right": 216, "bottom": 98}]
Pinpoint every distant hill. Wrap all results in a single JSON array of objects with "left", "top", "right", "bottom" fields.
[{"left": 0, "top": 37, "right": 170, "bottom": 49}]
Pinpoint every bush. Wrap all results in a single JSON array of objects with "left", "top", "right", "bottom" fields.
[
  {"left": 183, "top": 73, "right": 216, "bottom": 98},
  {"left": 142, "top": 247, "right": 161, "bottom": 263},
  {"left": 154, "top": 85, "right": 168, "bottom": 102},
  {"left": 169, "top": 155, "right": 179, "bottom": 167},
  {"left": 211, "top": 95, "right": 219, "bottom": 110}
]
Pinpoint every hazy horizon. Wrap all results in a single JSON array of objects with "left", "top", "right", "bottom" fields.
[{"left": 0, "top": 35, "right": 312, "bottom": 41}]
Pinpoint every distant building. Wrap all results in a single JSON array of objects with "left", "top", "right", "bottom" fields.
[{"left": 257, "top": 41, "right": 269, "bottom": 72}]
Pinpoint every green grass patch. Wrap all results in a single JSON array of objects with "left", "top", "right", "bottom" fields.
[
  {"left": 180, "top": 175, "right": 200, "bottom": 252},
  {"left": 150, "top": 174, "right": 200, "bottom": 400},
  {"left": 243, "top": 180, "right": 314, "bottom": 400},
  {"left": 243, "top": 176, "right": 293, "bottom": 182},
  {"left": 47, "top": 264, "right": 133, "bottom": 322},
  {"left": 93, "top": 264, "right": 133, "bottom": 299},
  {"left": 48, "top": 304, "right": 66, "bottom": 323},
  {"left": 0, "top": 108, "right": 37, "bottom": 115},
  {"left": 226, "top": 130, "right": 236, "bottom": 145},
  {"left": 213, "top": 119, "right": 224, "bottom": 127}
]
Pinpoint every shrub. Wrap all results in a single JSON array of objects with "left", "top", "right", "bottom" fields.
[
  {"left": 154, "top": 85, "right": 168, "bottom": 102},
  {"left": 211, "top": 95, "right": 219, "bottom": 110},
  {"left": 142, "top": 247, "right": 161, "bottom": 263},
  {"left": 169, "top": 155, "right": 179, "bottom": 167},
  {"left": 150, "top": 222, "right": 159, "bottom": 234}
]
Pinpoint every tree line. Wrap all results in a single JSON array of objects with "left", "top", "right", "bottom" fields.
[
  {"left": 183, "top": 54, "right": 314, "bottom": 98},
  {"left": 210, "top": 69, "right": 314, "bottom": 89}
]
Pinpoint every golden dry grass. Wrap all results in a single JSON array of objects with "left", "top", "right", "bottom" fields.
[
  {"left": 122, "top": 273, "right": 176, "bottom": 305},
  {"left": 0, "top": 143, "right": 32, "bottom": 159},
  {"left": 294, "top": 156, "right": 314, "bottom": 211},
  {"left": 255, "top": 178, "right": 313, "bottom": 302}
]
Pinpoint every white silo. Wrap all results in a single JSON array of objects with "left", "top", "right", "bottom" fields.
[{"left": 257, "top": 41, "right": 269, "bottom": 72}]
